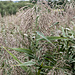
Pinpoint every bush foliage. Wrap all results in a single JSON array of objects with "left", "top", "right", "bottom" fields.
[{"left": 0, "top": 1, "right": 34, "bottom": 17}]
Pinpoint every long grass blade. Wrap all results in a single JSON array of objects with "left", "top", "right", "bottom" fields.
[
  {"left": 16, "top": 61, "right": 36, "bottom": 66},
  {"left": 37, "top": 36, "right": 69, "bottom": 41},
  {"left": 36, "top": 31, "right": 56, "bottom": 48},
  {"left": 37, "top": 62, "right": 43, "bottom": 75},
  {"left": 10, "top": 48, "right": 33, "bottom": 54},
  {"left": 2, "top": 46, "right": 27, "bottom": 71},
  {"left": 3, "top": 47, "right": 21, "bottom": 63}
]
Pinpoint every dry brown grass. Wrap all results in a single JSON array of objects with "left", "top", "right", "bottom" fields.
[
  {"left": 0, "top": 3, "right": 75, "bottom": 47},
  {"left": 0, "top": 2, "right": 75, "bottom": 75}
]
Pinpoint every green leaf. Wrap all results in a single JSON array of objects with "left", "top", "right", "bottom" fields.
[
  {"left": 42, "top": 66, "right": 53, "bottom": 69},
  {"left": 72, "top": 60, "right": 75, "bottom": 63},
  {"left": 37, "top": 36, "right": 68, "bottom": 41},
  {"left": 3, "top": 47, "right": 21, "bottom": 64},
  {"left": 36, "top": 31, "right": 56, "bottom": 48},
  {"left": 16, "top": 61, "right": 36, "bottom": 66},
  {"left": 49, "top": 22, "right": 59, "bottom": 28},
  {"left": 10, "top": 48, "right": 33, "bottom": 54},
  {"left": 69, "top": 40, "right": 75, "bottom": 44},
  {"left": 36, "top": 16, "right": 39, "bottom": 27},
  {"left": 2, "top": 46, "right": 27, "bottom": 71},
  {"left": 38, "top": 62, "right": 43, "bottom": 75},
  {"left": 25, "top": 53, "right": 34, "bottom": 58},
  {"left": 62, "top": 27, "right": 66, "bottom": 37}
]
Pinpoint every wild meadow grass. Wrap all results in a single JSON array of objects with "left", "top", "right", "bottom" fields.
[{"left": 0, "top": 2, "right": 75, "bottom": 75}]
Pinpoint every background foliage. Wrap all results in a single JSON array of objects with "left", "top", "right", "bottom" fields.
[{"left": 0, "top": 1, "right": 34, "bottom": 17}]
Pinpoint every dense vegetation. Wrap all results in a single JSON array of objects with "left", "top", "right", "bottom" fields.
[
  {"left": 0, "top": 1, "right": 34, "bottom": 17},
  {"left": 0, "top": 0, "right": 75, "bottom": 75},
  {"left": 0, "top": 0, "right": 73, "bottom": 17}
]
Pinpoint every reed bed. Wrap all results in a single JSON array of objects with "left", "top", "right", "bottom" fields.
[{"left": 0, "top": 2, "right": 75, "bottom": 75}]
